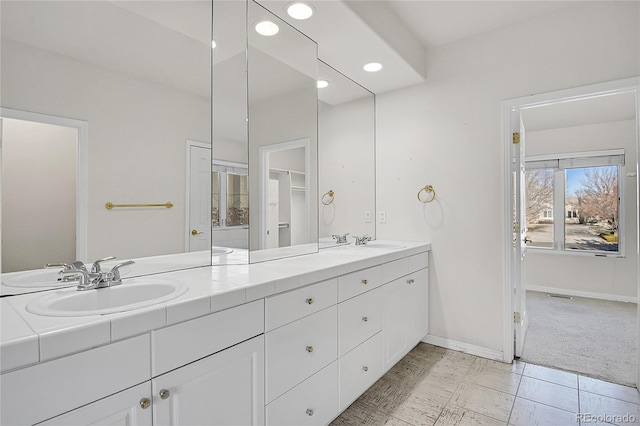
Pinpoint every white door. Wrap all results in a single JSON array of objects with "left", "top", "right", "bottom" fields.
[
  {"left": 153, "top": 336, "right": 264, "bottom": 426},
  {"left": 513, "top": 116, "right": 528, "bottom": 357},
  {"left": 187, "top": 143, "right": 211, "bottom": 252}
]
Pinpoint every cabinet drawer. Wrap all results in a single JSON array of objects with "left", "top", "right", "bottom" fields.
[
  {"left": 266, "top": 306, "right": 337, "bottom": 403},
  {"left": 266, "top": 278, "right": 337, "bottom": 331},
  {"left": 381, "top": 258, "right": 409, "bottom": 283},
  {"left": 338, "top": 287, "right": 382, "bottom": 357},
  {"left": 338, "top": 266, "right": 382, "bottom": 302},
  {"left": 408, "top": 252, "right": 429, "bottom": 273},
  {"left": 1, "top": 334, "right": 150, "bottom": 426},
  {"left": 339, "top": 332, "right": 383, "bottom": 411},
  {"left": 152, "top": 300, "right": 264, "bottom": 376},
  {"left": 266, "top": 361, "right": 338, "bottom": 426}
]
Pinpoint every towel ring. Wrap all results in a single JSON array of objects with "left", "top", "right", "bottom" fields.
[
  {"left": 322, "top": 190, "right": 335, "bottom": 205},
  {"left": 417, "top": 185, "right": 436, "bottom": 203}
]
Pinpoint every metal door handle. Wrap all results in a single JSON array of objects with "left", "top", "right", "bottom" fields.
[{"left": 191, "top": 229, "right": 203, "bottom": 236}]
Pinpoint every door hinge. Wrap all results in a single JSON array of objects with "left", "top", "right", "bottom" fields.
[
  {"left": 513, "top": 223, "right": 520, "bottom": 233},
  {"left": 513, "top": 312, "right": 521, "bottom": 323},
  {"left": 512, "top": 132, "right": 520, "bottom": 144}
]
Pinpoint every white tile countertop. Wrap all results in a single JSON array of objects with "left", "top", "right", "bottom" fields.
[{"left": 0, "top": 240, "right": 430, "bottom": 373}]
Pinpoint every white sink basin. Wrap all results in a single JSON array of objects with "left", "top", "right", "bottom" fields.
[
  {"left": 2, "top": 269, "right": 74, "bottom": 289},
  {"left": 26, "top": 279, "right": 188, "bottom": 317}
]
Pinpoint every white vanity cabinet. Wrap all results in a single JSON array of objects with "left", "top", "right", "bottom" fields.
[
  {"left": 383, "top": 257, "right": 429, "bottom": 370},
  {"left": 152, "top": 336, "right": 264, "bottom": 426}
]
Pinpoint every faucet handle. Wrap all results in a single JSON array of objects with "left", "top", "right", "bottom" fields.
[
  {"left": 60, "top": 269, "right": 92, "bottom": 289},
  {"left": 109, "top": 260, "right": 135, "bottom": 284},
  {"left": 91, "top": 256, "right": 116, "bottom": 273}
]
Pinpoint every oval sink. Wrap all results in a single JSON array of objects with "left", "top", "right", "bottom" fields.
[
  {"left": 2, "top": 269, "right": 74, "bottom": 289},
  {"left": 26, "top": 279, "right": 188, "bottom": 317}
]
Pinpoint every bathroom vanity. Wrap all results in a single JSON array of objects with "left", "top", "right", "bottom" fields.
[{"left": 0, "top": 241, "right": 429, "bottom": 425}]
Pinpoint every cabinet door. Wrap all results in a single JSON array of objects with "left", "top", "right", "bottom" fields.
[
  {"left": 37, "top": 382, "right": 152, "bottom": 426},
  {"left": 382, "top": 276, "right": 411, "bottom": 370},
  {"left": 153, "top": 335, "right": 264, "bottom": 426},
  {"left": 410, "top": 268, "right": 429, "bottom": 343}
]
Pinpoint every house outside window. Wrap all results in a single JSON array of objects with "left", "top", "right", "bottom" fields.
[
  {"left": 524, "top": 150, "right": 624, "bottom": 255},
  {"left": 212, "top": 162, "right": 249, "bottom": 229}
]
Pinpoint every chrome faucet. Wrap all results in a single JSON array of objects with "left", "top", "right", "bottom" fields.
[
  {"left": 354, "top": 235, "right": 372, "bottom": 245},
  {"left": 332, "top": 233, "right": 349, "bottom": 244},
  {"left": 57, "top": 257, "right": 135, "bottom": 291},
  {"left": 45, "top": 261, "right": 88, "bottom": 282}
]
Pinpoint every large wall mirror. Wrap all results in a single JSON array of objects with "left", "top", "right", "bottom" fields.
[
  {"left": 318, "top": 60, "right": 376, "bottom": 247},
  {"left": 1, "top": 1, "right": 212, "bottom": 292}
]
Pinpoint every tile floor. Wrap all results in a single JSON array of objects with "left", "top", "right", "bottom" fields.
[{"left": 331, "top": 343, "right": 640, "bottom": 426}]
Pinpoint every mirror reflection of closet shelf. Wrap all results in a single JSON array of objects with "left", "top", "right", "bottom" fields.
[{"left": 267, "top": 168, "right": 307, "bottom": 250}]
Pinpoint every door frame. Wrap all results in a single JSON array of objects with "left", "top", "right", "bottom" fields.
[
  {"left": 184, "top": 140, "right": 211, "bottom": 251},
  {"left": 0, "top": 107, "right": 88, "bottom": 262},
  {"left": 501, "top": 77, "right": 640, "bottom": 385}
]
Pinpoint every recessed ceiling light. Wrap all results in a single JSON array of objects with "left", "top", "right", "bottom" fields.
[
  {"left": 211, "top": 40, "right": 217, "bottom": 49},
  {"left": 363, "top": 62, "right": 382, "bottom": 72},
  {"left": 287, "top": 2, "right": 314, "bottom": 20},
  {"left": 255, "top": 21, "right": 279, "bottom": 36},
  {"left": 317, "top": 80, "right": 329, "bottom": 89}
]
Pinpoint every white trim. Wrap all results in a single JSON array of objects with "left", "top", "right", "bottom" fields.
[
  {"left": 422, "top": 335, "right": 504, "bottom": 362},
  {"left": 502, "top": 77, "right": 640, "bottom": 385},
  {"left": 0, "top": 107, "right": 88, "bottom": 262},
  {"left": 184, "top": 140, "right": 211, "bottom": 251},
  {"left": 526, "top": 149, "right": 625, "bottom": 163},
  {"left": 526, "top": 285, "right": 637, "bottom": 304}
]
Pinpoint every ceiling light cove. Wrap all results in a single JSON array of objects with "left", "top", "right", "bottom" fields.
[
  {"left": 255, "top": 20, "right": 279, "bottom": 36},
  {"left": 287, "top": 2, "right": 314, "bottom": 20},
  {"left": 363, "top": 62, "right": 382, "bottom": 72},
  {"left": 317, "top": 80, "right": 329, "bottom": 89}
]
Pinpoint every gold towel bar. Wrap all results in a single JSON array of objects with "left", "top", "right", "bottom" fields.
[
  {"left": 321, "top": 190, "right": 335, "bottom": 205},
  {"left": 417, "top": 185, "right": 436, "bottom": 203},
  {"left": 105, "top": 202, "right": 174, "bottom": 210}
]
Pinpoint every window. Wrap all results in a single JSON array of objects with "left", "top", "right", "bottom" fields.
[
  {"left": 525, "top": 150, "right": 624, "bottom": 255},
  {"left": 212, "top": 162, "right": 248, "bottom": 228}
]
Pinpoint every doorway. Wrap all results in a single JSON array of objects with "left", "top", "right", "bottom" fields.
[{"left": 502, "top": 77, "right": 640, "bottom": 387}]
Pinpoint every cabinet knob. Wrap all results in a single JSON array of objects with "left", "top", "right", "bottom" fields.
[
  {"left": 362, "top": 316, "right": 369, "bottom": 322},
  {"left": 306, "top": 345, "right": 314, "bottom": 353},
  {"left": 306, "top": 409, "right": 314, "bottom": 416},
  {"left": 306, "top": 298, "right": 313, "bottom": 305},
  {"left": 159, "top": 389, "right": 170, "bottom": 400},
  {"left": 362, "top": 279, "right": 368, "bottom": 285},
  {"left": 139, "top": 398, "right": 151, "bottom": 409},
  {"left": 362, "top": 366, "right": 369, "bottom": 372},
  {"left": 407, "top": 278, "right": 415, "bottom": 284}
]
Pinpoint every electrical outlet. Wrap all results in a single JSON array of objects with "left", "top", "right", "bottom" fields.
[
  {"left": 379, "top": 211, "right": 386, "bottom": 223},
  {"left": 364, "top": 211, "right": 372, "bottom": 223}
]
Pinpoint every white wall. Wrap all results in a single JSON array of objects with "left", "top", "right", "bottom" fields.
[
  {"left": 375, "top": 2, "right": 639, "bottom": 353},
  {"left": 2, "top": 40, "right": 210, "bottom": 262},
  {"left": 1, "top": 119, "right": 76, "bottom": 271},
  {"left": 318, "top": 98, "right": 376, "bottom": 239},
  {"left": 525, "top": 120, "right": 637, "bottom": 301}
]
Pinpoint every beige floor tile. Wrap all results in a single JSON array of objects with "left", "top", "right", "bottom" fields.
[
  {"left": 449, "top": 382, "right": 515, "bottom": 422},
  {"left": 579, "top": 391, "right": 640, "bottom": 425},
  {"left": 434, "top": 405, "right": 507, "bottom": 426},
  {"left": 522, "top": 364, "right": 578, "bottom": 389},
  {"left": 464, "top": 363, "right": 522, "bottom": 395},
  {"left": 472, "top": 357, "right": 526, "bottom": 375},
  {"left": 517, "top": 376, "right": 578, "bottom": 413},
  {"left": 508, "top": 397, "right": 577, "bottom": 426},
  {"left": 416, "top": 366, "right": 468, "bottom": 394},
  {"left": 579, "top": 376, "right": 640, "bottom": 405},
  {"left": 358, "top": 377, "right": 414, "bottom": 414},
  {"left": 330, "top": 401, "right": 414, "bottom": 426},
  {"left": 381, "top": 382, "right": 453, "bottom": 425}
]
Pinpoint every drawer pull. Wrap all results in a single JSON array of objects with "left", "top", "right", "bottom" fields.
[
  {"left": 306, "top": 345, "right": 314, "bottom": 353},
  {"left": 362, "top": 279, "right": 368, "bottom": 285},
  {"left": 306, "top": 298, "right": 313, "bottom": 305},
  {"left": 140, "top": 398, "right": 151, "bottom": 409},
  {"left": 407, "top": 278, "right": 415, "bottom": 284},
  {"left": 306, "top": 409, "right": 314, "bottom": 416},
  {"left": 362, "top": 366, "right": 369, "bottom": 372},
  {"left": 159, "top": 389, "right": 170, "bottom": 400},
  {"left": 362, "top": 316, "right": 369, "bottom": 322}
]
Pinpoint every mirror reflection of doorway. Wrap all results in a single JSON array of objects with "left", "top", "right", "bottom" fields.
[{"left": 507, "top": 83, "right": 639, "bottom": 387}]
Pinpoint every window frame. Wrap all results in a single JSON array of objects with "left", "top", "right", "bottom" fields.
[
  {"left": 525, "top": 149, "right": 625, "bottom": 257},
  {"left": 212, "top": 160, "right": 249, "bottom": 230}
]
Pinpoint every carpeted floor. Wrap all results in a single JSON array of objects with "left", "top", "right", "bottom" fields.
[{"left": 521, "top": 290, "right": 637, "bottom": 386}]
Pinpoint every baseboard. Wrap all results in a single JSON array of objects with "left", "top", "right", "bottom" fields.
[
  {"left": 421, "top": 334, "right": 505, "bottom": 362},
  {"left": 526, "top": 285, "right": 637, "bottom": 304}
]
